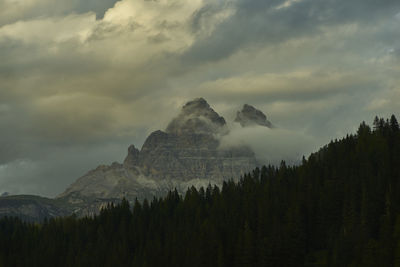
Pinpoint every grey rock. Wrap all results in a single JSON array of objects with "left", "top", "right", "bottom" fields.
[
  {"left": 139, "top": 131, "right": 257, "bottom": 182},
  {"left": 235, "top": 104, "right": 272, "bottom": 128},
  {"left": 166, "top": 97, "right": 228, "bottom": 135},
  {"left": 124, "top": 145, "right": 140, "bottom": 169}
]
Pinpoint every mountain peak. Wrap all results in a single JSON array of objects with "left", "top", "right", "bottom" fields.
[
  {"left": 166, "top": 98, "right": 227, "bottom": 135},
  {"left": 235, "top": 104, "right": 272, "bottom": 128},
  {"left": 183, "top": 97, "right": 209, "bottom": 109},
  {"left": 123, "top": 144, "right": 140, "bottom": 168}
]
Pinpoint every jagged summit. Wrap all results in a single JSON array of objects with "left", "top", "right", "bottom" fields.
[
  {"left": 166, "top": 98, "right": 227, "bottom": 135},
  {"left": 235, "top": 104, "right": 272, "bottom": 128},
  {"left": 123, "top": 144, "right": 140, "bottom": 169}
]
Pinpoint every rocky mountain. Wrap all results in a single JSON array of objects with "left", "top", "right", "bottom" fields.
[
  {"left": 1, "top": 98, "right": 271, "bottom": 219},
  {"left": 166, "top": 98, "right": 228, "bottom": 135},
  {"left": 235, "top": 104, "right": 273, "bottom": 128},
  {"left": 57, "top": 98, "right": 260, "bottom": 213}
]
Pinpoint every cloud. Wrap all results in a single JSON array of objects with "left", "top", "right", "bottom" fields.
[
  {"left": 219, "top": 124, "right": 317, "bottom": 165},
  {"left": 0, "top": 0, "right": 120, "bottom": 26},
  {"left": 0, "top": 142, "right": 131, "bottom": 197},
  {"left": 183, "top": 0, "right": 400, "bottom": 63},
  {"left": 0, "top": 0, "right": 399, "bottom": 196},
  {"left": 190, "top": 70, "right": 378, "bottom": 102}
]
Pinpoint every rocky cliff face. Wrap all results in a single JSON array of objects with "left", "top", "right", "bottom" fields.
[
  {"left": 138, "top": 130, "right": 256, "bottom": 182},
  {"left": 57, "top": 99, "right": 268, "bottom": 214}
]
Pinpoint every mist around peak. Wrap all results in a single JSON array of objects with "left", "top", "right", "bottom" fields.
[
  {"left": 165, "top": 98, "right": 228, "bottom": 136},
  {"left": 219, "top": 122, "right": 317, "bottom": 165},
  {"left": 234, "top": 104, "right": 273, "bottom": 128}
]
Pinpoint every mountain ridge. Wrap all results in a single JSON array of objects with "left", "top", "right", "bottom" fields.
[
  {"left": 57, "top": 99, "right": 263, "bottom": 212},
  {"left": 0, "top": 98, "right": 271, "bottom": 219}
]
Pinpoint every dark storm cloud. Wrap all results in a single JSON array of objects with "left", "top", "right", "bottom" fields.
[
  {"left": 0, "top": 0, "right": 120, "bottom": 26},
  {"left": 183, "top": 0, "right": 400, "bottom": 63},
  {"left": 73, "top": 0, "right": 121, "bottom": 19}
]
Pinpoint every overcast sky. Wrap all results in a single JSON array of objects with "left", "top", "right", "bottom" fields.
[{"left": 1, "top": 0, "right": 400, "bottom": 197}]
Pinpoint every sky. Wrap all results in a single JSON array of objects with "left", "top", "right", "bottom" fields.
[{"left": 1, "top": 0, "right": 400, "bottom": 197}]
